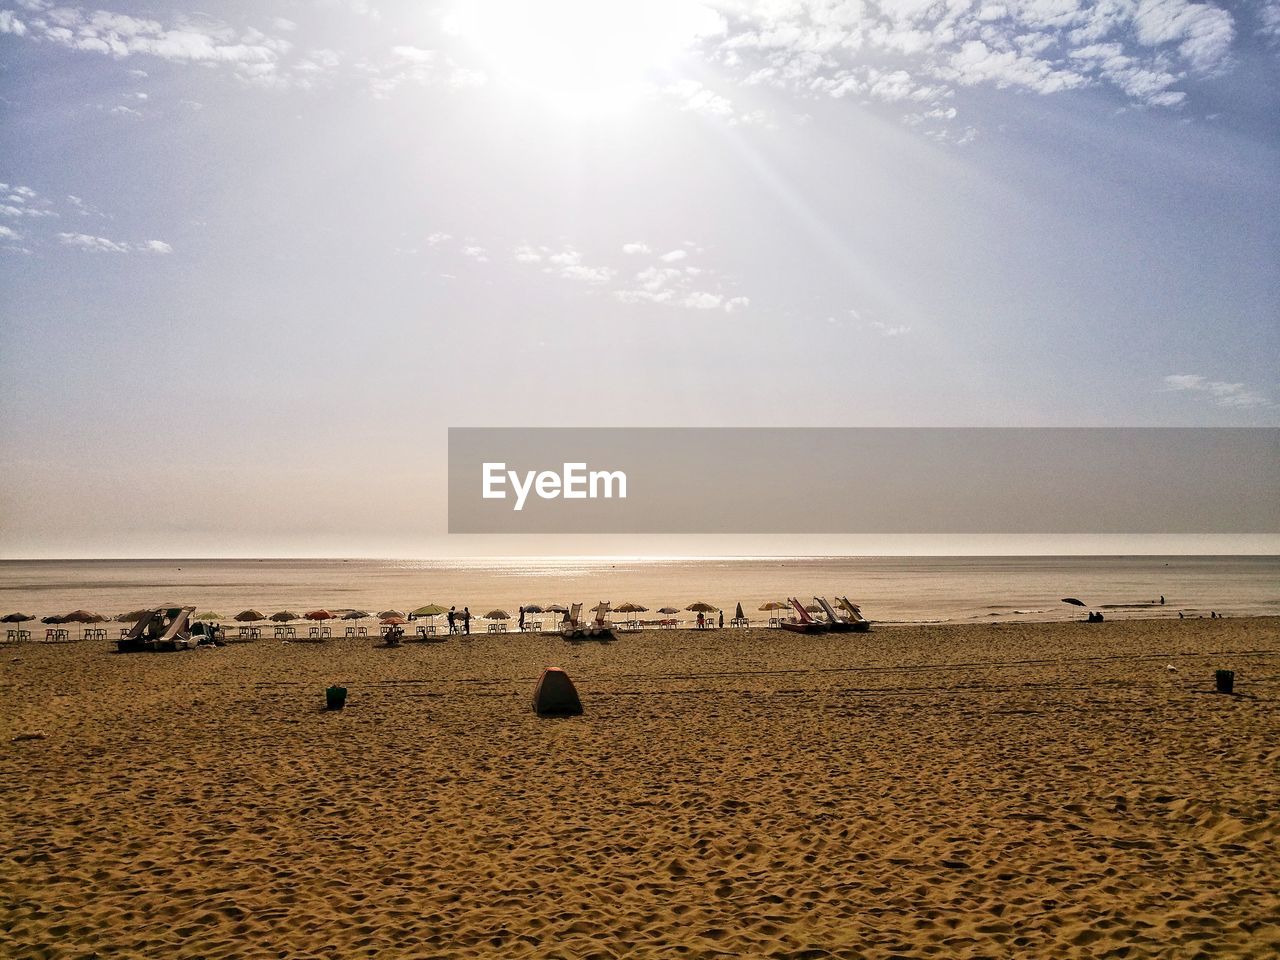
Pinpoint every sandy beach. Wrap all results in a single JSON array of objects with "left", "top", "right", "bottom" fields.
[{"left": 2, "top": 616, "right": 1277, "bottom": 958}]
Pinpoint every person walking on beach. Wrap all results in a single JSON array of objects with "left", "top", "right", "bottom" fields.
[
  {"left": 463, "top": 607, "right": 471, "bottom": 635},
  {"left": 718, "top": 610, "right": 724, "bottom": 629},
  {"left": 448, "top": 606, "right": 456, "bottom": 634},
  {"left": 696, "top": 611, "right": 705, "bottom": 630},
  {"left": 519, "top": 606, "right": 525, "bottom": 631}
]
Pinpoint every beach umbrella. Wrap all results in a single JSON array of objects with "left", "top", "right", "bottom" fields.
[
  {"left": 522, "top": 604, "right": 545, "bottom": 614},
  {"left": 342, "top": 610, "right": 372, "bottom": 619},
  {"left": 378, "top": 609, "right": 406, "bottom": 619},
  {"left": 615, "top": 602, "right": 648, "bottom": 614},
  {"left": 60, "top": 609, "right": 107, "bottom": 641},
  {"left": 484, "top": 609, "right": 510, "bottom": 620},
  {"left": 590, "top": 602, "right": 612, "bottom": 612},
  {"left": 544, "top": 604, "right": 569, "bottom": 614},
  {"left": 759, "top": 601, "right": 788, "bottom": 611},
  {"left": 194, "top": 612, "right": 223, "bottom": 621},
  {"left": 63, "top": 610, "right": 106, "bottom": 623},
  {"left": 270, "top": 611, "right": 300, "bottom": 622},
  {"left": 657, "top": 606, "right": 679, "bottom": 615},
  {"left": 1, "top": 612, "right": 34, "bottom": 623},
  {"left": 380, "top": 615, "right": 407, "bottom": 625},
  {"left": 41, "top": 615, "right": 65, "bottom": 624},
  {"left": 735, "top": 602, "right": 745, "bottom": 621},
  {"left": 305, "top": 609, "right": 337, "bottom": 620},
  {"left": 686, "top": 601, "right": 718, "bottom": 613},
  {"left": 1061, "top": 598, "right": 1086, "bottom": 607},
  {"left": 411, "top": 604, "right": 448, "bottom": 617},
  {"left": 234, "top": 609, "right": 265, "bottom": 622},
  {"left": 804, "top": 603, "right": 822, "bottom": 613}
]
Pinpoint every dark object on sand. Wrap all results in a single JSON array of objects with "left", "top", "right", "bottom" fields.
[
  {"left": 534, "top": 667, "right": 582, "bottom": 716},
  {"left": 1215, "top": 670, "right": 1234, "bottom": 695},
  {"left": 326, "top": 686, "right": 348, "bottom": 710},
  {"left": 1061, "top": 598, "right": 1086, "bottom": 607}
]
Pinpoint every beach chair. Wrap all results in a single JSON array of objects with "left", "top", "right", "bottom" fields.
[{"left": 559, "top": 603, "right": 583, "bottom": 634}]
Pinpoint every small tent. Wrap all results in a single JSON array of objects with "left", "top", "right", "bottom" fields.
[{"left": 533, "top": 667, "right": 583, "bottom": 716}]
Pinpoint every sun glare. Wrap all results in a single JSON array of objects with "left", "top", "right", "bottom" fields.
[{"left": 444, "top": 0, "right": 725, "bottom": 115}]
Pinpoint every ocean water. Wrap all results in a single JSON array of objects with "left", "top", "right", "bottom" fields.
[{"left": 0, "top": 556, "right": 1275, "bottom": 625}]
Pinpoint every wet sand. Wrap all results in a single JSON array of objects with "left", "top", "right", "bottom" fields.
[{"left": 2, "top": 617, "right": 1278, "bottom": 958}]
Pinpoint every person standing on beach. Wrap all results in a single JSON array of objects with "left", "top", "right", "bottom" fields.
[
  {"left": 519, "top": 606, "right": 525, "bottom": 631},
  {"left": 448, "top": 606, "right": 456, "bottom": 634},
  {"left": 718, "top": 610, "right": 724, "bottom": 629},
  {"left": 463, "top": 607, "right": 471, "bottom": 635}
]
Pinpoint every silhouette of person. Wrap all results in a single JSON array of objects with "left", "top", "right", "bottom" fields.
[
  {"left": 447, "top": 607, "right": 456, "bottom": 633},
  {"left": 718, "top": 610, "right": 724, "bottom": 629},
  {"left": 1160, "top": 595, "right": 1165, "bottom": 605},
  {"left": 519, "top": 606, "right": 525, "bottom": 630},
  {"left": 697, "top": 612, "right": 705, "bottom": 629},
  {"left": 463, "top": 607, "right": 471, "bottom": 635}
]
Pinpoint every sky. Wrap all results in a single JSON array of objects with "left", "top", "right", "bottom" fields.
[{"left": 0, "top": 0, "right": 1277, "bottom": 558}]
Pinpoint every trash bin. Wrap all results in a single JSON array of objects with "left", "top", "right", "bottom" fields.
[{"left": 326, "top": 686, "right": 348, "bottom": 710}]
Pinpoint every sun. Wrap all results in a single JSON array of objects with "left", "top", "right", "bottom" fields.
[{"left": 443, "top": 0, "right": 725, "bottom": 115}]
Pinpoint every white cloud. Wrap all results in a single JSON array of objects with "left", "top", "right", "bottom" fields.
[
  {"left": 681, "top": 291, "right": 721, "bottom": 309},
  {"left": 426, "top": 232, "right": 452, "bottom": 245},
  {"left": 659, "top": 249, "right": 688, "bottom": 263},
  {"left": 0, "top": 225, "right": 20, "bottom": 240},
  {"left": 622, "top": 241, "right": 651, "bottom": 254},
  {"left": 1162, "top": 373, "right": 1271, "bottom": 408},
  {"left": 871, "top": 320, "right": 912, "bottom": 336},
  {"left": 58, "top": 232, "right": 130, "bottom": 253},
  {"left": 460, "top": 244, "right": 488, "bottom": 262},
  {"left": 708, "top": 0, "right": 1242, "bottom": 127},
  {"left": 56, "top": 232, "right": 172, "bottom": 254},
  {"left": 0, "top": 10, "right": 28, "bottom": 35}
]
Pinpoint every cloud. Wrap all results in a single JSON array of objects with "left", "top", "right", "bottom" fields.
[
  {"left": 1162, "top": 373, "right": 1271, "bottom": 408},
  {"left": 58, "top": 232, "right": 130, "bottom": 253},
  {"left": 0, "top": 10, "right": 28, "bottom": 36},
  {"left": 513, "top": 244, "right": 615, "bottom": 285},
  {"left": 0, "top": 5, "right": 312, "bottom": 86},
  {"left": 871, "top": 320, "right": 912, "bottom": 336},
  {"left": 460, "top": 244, "right": 489, "bottom": 262},
  {"left": 361, "top": 45, "right": 486, "bottom": 98},
  {"left": 0, "top": 225, "right": 20, "bottom": 240},
  {"left": 622, "top": 242, "right": 651, "bottom": 255},
  {"left": 57, "top": 232, "right": 172, "bottom": 253},
  {"left": 707, "top": 0, "right": 1243, "bottom": 128},
  {"left": 613, "top": 246, "right": 749, "bottom": 313}
]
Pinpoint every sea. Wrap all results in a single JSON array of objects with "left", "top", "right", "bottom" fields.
[{"left": 1, "top": 556, "right": 1276, "bottom": 625}]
